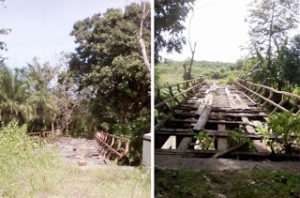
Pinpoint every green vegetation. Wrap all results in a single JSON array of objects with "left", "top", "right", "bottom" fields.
[
  {"left": 0, "top": 2, "right": 150, "bottom": 164},
  {"left": 257, "top": 111, "right": 300, "bottom": 153},
  {"left": 155, "top": 169, "right": 300, "bottom": 198},
  {"left": 155, "top": 60, "right": 240, "bottom": 86},
  {"left": 193, "top": 131, "right": 214, "bottom": 150},
  {"left": 155, "top": 0, "right": 196, "bottom": 62},
  {"left": 0, "top": 121, "right": 150, "bottom": 197},
  {"left": 227, "top": 128, "right": 255, "bottom": 151}
]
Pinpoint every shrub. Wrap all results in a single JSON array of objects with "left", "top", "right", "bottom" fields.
[
  {"left": 268, "top": 111, "right": 300, "bottom": 153},
  {"left": 227, "top": 128, "right": 255, "bottom": 151},
  {"left": 0, "top": 121, "right": 64, "bottom": 197},
  {"left": 193, "top": 132, "right": 214, "bottom": 150},
  {"left": 226, "top": 75, "right": 236, "bottom": 85}
]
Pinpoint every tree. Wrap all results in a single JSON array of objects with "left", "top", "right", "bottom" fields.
[
  {"left": 247, "top": 0, "right": 300, "bottom": 88},
  {"left": 25, "top": 58, "right": 61, "bottom": 132},
  {"left": 155, "top": 0, "right": 196, "bottom": 63},
  {"left": 248, "top": 0, "right": 299, "bottom": 63},
  {"left": 68, "top": 3, "right": 150, "bottom": 163},
  {"left": 0, "top": 66, "right": 31, "bottom": 123}
]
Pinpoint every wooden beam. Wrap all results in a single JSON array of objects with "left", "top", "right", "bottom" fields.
[
  {"left": 213, "top": 142, "right": 248, "bottom": 158},
  {"left": 161, "top": 136, "right": 176, "bottom": 149},
  {"left": 177, "top": 137, "right": 192, "bottom": 151},
  {"left": 241, "top": 117, "right": 256, "bottom": 134}
]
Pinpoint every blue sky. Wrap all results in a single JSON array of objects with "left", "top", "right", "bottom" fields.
[{"left": 0, "top": 0, "right": 137, "bottom": 68}]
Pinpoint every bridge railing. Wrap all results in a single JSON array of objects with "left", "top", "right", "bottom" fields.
[
  {"left": 236, "top": 79, "right": 300, "bottom": 115},
  {"left": 94, "top": 131, "right": 130, "bottom": 161},
  {"left": 155, "top": 76, "right": 205, "bottom": 109}
]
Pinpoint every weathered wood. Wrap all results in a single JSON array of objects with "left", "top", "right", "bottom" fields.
[
  {"left": 177, "top": 137, "right": 193, "bottom": 151},
  {"left": 194, "top": 106, "right": 212, "bottom": 131},
  {"left": 161, "top": 136, "right": 176, "bottom": 149},
  {"left": 194, "top": 94, "right": 213, "bottom": 131},
  {"left": 210, "top": 112, "right": 268, "bottom": 118},
  {"left": 157, "top": 78, "right": 203, "bottom": 90},
  {"left": 237, "top": 82, "right": 289, "bottom": 112},
  {"left": 218, "top": 124, "right": 226, "bottom": 131},
  {"left": 155, "top": 82, "right": 204, "bottom": 108},
  {"left": 216, "top": 138, "right": 228, "bottom": 151},
  {"left": 253, "top": 140, "right": 270, "bottom": 153},
  {"left": 213, "top": 142, "right": 248, "bottom": 158},
  {"left": 241, "top": 117, "right": 256, "bottom": 134}
]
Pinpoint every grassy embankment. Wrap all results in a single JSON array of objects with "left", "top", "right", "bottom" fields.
[
  {"left": 155, "top": 60, "right": 242, "bottom": 85},
  {"left": 0, "top": 122, "right": 150, "bottom": 198},
  {"left": 156, "top": 169, "right": 300, "bottom": 198}
]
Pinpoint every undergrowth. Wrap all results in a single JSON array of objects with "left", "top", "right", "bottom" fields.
[
  {"left": 155, "top": 169, "right": 300, "bottom": 198},
  {"left": 0, "top": 121, "right": 150, "bottom": 198}
]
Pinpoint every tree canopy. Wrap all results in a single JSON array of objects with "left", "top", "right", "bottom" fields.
[
  {"left": 155, "top": 0, "right": 195, "bottom": 63},
  {"left": 68, "top": 3, "right": 151, "bottom": 163}
]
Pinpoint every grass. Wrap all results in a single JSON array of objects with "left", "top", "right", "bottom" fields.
[
  {"left": 0, "top": 121, "right": 150, "bottom": 198},
  {"left": 155, "top": 169, "right": 300, "bottom": 198},
  {"left": 155, "top": 60, "right": 241, "bottom": 86}
]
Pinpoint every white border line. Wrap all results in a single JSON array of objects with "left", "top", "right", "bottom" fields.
[{"left": 150, "top": 0, "right": 155, "bottom": 197}]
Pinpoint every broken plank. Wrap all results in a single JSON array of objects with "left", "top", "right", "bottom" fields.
[
  {"left": 177, "top": 137, "right": 192, "bottom": 151},
  {"left": 161, "top": 136, "right": 176, "bottom": 149},
  {"left": 241, "top": 117, "right": 256, "bottom": 134},
  {"left": 194, "top": 106, "right": 212, "bottom": 131},
  {"left": 213, "top": 142, "right": 248, "bottom": 158}
]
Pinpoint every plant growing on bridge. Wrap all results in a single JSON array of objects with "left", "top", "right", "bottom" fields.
[
  {"left": 256, "top": 111, "right": 300, "bottom": 153},
  {"left": 268, "top": 111, "right": 300, "bottom": 153},
  {"left": 227, "top": 128, "right": 255, "bottom": 151},
  {"left": 193, "top": 132, "right": 214, "bottom": 150}
]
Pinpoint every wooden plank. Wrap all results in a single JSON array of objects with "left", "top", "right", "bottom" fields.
[
  {"left": 161, "top": 136, "right": 176, "bottom": 149},
  {"left": 217, "top": 138, "right": 228, "bottom": 151},
  {"left": 253, "top": 140, "right": 270, "bottom": 153},
  {"left": 194, "top": 106, "right": 212, "bottom": 131},
  {"left": 218, "top": 124, "right": 226, "bottom": 131},
  {"left": 210, "top": 112, "right": 268, "bottom": 117},
  {"left": 196, "top": 93, "right": 212, "bottom": 116},
  {"left": 236, "top": 82, "right": 289, "bottom": 112},
  {"left": 241, "top": 117, "right": 256, "bottom": 134},
  {"left": 194, "top": 93, "right": 213, "bottom": 131},
  {"left": 213, "top": 142, "right": 248, "bottom": 158},
  {"left": 207, "top": 120, "right": 249, "bottom": 125},
  {"left": 177, "top": 137, "right": 192, "bottom": 151}
]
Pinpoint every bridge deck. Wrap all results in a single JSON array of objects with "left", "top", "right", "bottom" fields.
[{"left": 155, "top": 84, "right": 295, "bottom": 162}]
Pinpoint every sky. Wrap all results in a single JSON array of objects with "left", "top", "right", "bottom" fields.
[
  {"left": 0, "top": 0, "right": 138, "bottom": 68},
  {"left": 161, "top": 0, "right": 253, "bottom": 63},
  {"left": 162, "top": 0, "right": 300, "bottom": 63}
]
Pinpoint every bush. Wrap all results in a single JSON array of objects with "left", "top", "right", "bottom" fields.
[
  {"left": 227, "top": 128, "right": 255, "bottom": 151},
  {"left": 226, "top": 75, "right": 236, "bottom": 85},
  {"left": 268, "top": 111, "right": 300, "bottom": 153},
  {"left": 193, "top": 132, "right": 214, "bottom": 150},
  {"left": 0, "top": 121, "right": 65, "bottom": 197}
]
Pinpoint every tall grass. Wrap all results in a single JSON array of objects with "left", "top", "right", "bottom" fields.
[{"left": 0, "top": 121, "right": 150, "bottom": 198}]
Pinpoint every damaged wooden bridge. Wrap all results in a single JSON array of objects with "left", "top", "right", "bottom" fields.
[{"left": 155, "top": 77, "right": 300, "bottom": 162}]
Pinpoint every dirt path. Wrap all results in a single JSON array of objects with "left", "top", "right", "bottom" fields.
[{"left": 156, "top": 154, "right": 300, "bottom": 173}]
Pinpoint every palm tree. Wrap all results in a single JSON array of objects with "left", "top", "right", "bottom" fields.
[{"left": 0, "top": 65, "right": 33, "bottom": 123}]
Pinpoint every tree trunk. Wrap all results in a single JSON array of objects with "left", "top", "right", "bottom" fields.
[{"left": 138, "top": 2, "right": 150, "bottom": 73}]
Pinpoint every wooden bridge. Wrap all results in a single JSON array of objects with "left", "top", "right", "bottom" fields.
[
  {"left": 27, "top": 130, "right": 130, "bottom": 164},
  {"left": 155, "top": 77, "right": 300, "bottom": 163}
]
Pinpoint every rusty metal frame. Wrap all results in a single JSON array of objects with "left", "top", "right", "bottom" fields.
[{"left": 94, "top": 131, "right": 130, "bottom": 160}]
